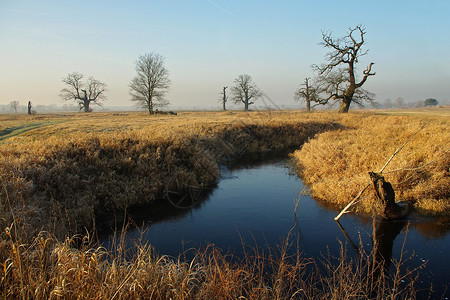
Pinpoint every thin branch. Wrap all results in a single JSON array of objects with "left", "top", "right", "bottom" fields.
[
  {"left": 334, "top": 184, "right": 370, "bottom": 221},
  {"left": 383, "top": 148, "right": 449, "bottom": 174},
  {"left": 379, "top": 126, "right": 424, "bottom": 173}
]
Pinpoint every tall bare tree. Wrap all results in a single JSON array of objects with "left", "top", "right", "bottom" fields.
[
  {"left": 10, "top": 101, "right": 19, "bottom": 113},
  {"left": 231, "top": 74, "right": 262, "bottom": 111},
  {"left": 313, "top": 25, "right": 375, "bottom": 113},
  {"left": 294, "top": 77, "right": 324, "bottom": 111},
  {"left": 60, "top": 72, "right": 107, "bottom": 112},
  {"left": 129, "top": 52, "right": 171, "bottom": 115}
]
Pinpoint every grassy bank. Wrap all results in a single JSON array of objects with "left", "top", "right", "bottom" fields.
[
  {"left": 0, "top": 111, "right": 340, "bottom": 239},
  {"left": 292, "top": 112, "right": 449, "bottom": 216}
]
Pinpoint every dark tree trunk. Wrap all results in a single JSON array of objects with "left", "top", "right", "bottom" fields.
[
  {"left": 222, "top": 86, "right": 227, "bottom": 111},
  {"left": 338, "top": 98, "right": 351, "bottom": 113},
  {"left": 369, "top": 172, "right": 410, "bottom": 219},
  {"left": 306, "top": 100, "right": 311, "bottom": 112},
  {"left": 338, "top": 90, "right": 354, "bottom": 113},
  {"left": 83, "top": 99, "right": 90, "bottom": 112},
  {"left": 148, "top": 99, "right": 154, "bottom": 115},
  {"left": 244, "top": 100, "right": 249, "bottom": 111}
]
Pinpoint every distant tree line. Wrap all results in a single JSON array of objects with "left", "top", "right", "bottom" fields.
[
  {"left": 378, "top": 97, "right": 440, "bottom": 109},
  {"left": 0, "top": 103, "right": 81, "bottom": 114}
]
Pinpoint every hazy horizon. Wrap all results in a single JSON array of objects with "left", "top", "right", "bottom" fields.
[{"left": 1, "top": 0, "right": 449, "bottom": 109}]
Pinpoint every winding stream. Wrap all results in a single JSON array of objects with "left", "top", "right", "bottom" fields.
[{"left": 101, "top": 152, "right": 450, "bottom": 297}]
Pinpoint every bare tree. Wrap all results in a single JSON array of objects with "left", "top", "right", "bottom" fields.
[
  {"left": 10, "top": 101, "right": 19, "bottom": 113},
  {"left": 384, "top": 98, "right": 393, "bottom": 109},
  {"left": 219, "top": 86, "right": 228, "bottom": 110},
  {"left": 294, "top": 77, "right": 325, "bottom": 111},
  {"left": 415, "top": 100, "right": 423, "bottom": 108},
  {"left": 395, "top": 97, "right": 405, "bottom": 108},
  {"left": 231, "top": 74, "right": 262, "bottom": 111},
  {"left": 129, "top": 52, "right": 171, "bottom": 115},
  {"left": 370, "top": 101, "right": 381, "bottom": 109},
  {"left": 313, "top": 25, "right": 376, "bottom": 113},
  {"left": 60, "top": 72, "right": 107, "bottom": 112}
]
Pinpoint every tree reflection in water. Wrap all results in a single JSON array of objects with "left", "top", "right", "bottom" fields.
[
  {"left": 371, "top": 215, "right": 408, "bottom": 273},
  {"left": 336, "top": 215, "right": 408, "bottom": 275}
]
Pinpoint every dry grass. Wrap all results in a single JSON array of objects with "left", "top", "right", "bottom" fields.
[
  {"left": 0, "top": 111, "right": 340, "bottom": 238},
  {"left": 1, "top": 110, "right": 446, "bottom": 298},
  {"left": 1, "top": 110, "right": 448, "bottom": 238},
  {"left": 373, "top": 105, "right": 450, "bottom": 117},
  {"left": 0, "top": 224, "right": 422, "bottom": 299},
  {"left": 292, "top": 112, "right": 449, "bottom": 216}
]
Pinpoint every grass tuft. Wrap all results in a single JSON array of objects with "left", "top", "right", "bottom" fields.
[{"left": 0, "top": 224, "right": 424, "bottom": 299}]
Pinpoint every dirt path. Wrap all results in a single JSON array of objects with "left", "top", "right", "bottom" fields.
[{"left": 0, "top": 122, "right": 50, "bottom": 141}]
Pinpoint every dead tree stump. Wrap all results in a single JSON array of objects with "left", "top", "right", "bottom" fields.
[{"left": 369, "top": 171, "right": 410, "bottom": 219}]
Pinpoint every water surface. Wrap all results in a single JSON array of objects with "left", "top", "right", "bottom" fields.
[{"left": 101, "top": 152, "right": 450, "bottom": 297}]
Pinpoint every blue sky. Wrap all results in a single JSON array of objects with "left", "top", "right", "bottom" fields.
[{"left": 1, "top": 0, "right": 449, "bottom": 109}]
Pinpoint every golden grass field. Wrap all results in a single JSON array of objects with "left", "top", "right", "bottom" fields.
[
  {"left": 0, "top": 108, "right": 448, "bottom": 298},
  {"left": 0, "top": 110, "right": 343, "bottom": 238},
  {"left": 0, "top": 109, "right": 448, "bottom": 234}
]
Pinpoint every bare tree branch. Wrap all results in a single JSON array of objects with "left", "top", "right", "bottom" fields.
[{"left": 294, "top": 77, "right": 326, "bottom": 111}]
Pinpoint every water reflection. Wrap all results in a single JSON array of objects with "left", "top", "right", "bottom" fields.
[
  {"left": 102, "top": 184, "right": 216, "bottom": 234},
  {"left": 372, "top": 216, "right": 408, "bottom": 272},
  {"left": 412, "top": 215, "right": 450, "bottom": 239},
  {"left": 100, "top": 151, "right": 450, "bottom": 242},
  {"left": 336, "top": 216, "right": 408, "bottom": 267}
]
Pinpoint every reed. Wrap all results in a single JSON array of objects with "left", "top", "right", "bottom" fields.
[{"left": 0, "top": 224, "right": 423, "bottom": 299}]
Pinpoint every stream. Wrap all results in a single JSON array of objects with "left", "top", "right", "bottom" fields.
[{"left": 100, "top": 151, "right": 450, "bottom": 297}]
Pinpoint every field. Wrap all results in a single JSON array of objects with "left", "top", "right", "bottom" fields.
[
  {"left": 0, "top": 108, "right": 449, "bottom": 298},
  {"left": 1, "top": 111, "right": 352, "bottom": 237}
]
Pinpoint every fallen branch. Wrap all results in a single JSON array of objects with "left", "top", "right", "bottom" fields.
[
  {"left": 334, "top": 126, "right": 424, "bottom": 221},
  {"left": 334, "top": 184, "right": 370, "bottom": 221}
]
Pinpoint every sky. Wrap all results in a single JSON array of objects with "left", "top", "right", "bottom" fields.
[{"left": 1, "top": 0, "right": 449, "bottom": 110}]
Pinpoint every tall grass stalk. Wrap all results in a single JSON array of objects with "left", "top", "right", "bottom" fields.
[{"left": 0, "top": 222, "right": 426, "bottom": 299}]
